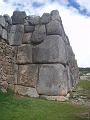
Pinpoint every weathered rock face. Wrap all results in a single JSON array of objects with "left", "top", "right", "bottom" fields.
[{"left": 0, "top": 10, "right": 79, "bottom": 97}]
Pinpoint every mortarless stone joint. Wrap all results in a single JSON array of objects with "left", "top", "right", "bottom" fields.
[{"left": 0, "top": 10, "right": 79, "bottom": 98}]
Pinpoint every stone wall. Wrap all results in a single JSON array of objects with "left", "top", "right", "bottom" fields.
[{"left": 0, "top": 10, "right": 79, "bottom": 97}]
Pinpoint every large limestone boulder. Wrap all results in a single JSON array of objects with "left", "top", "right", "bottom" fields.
[
  {"left": 36, "top": 64, "right": 68, "bottom": 96},
  {"left": 32, "top": 35, "right": 66, "bottom": 64}
]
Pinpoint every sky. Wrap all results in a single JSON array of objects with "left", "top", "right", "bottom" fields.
[{"left": 0, "top": 0, "right": 90, "bottom": 67}]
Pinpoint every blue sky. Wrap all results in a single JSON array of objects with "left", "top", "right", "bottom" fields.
[{"left": 0, "top": 0, "right": 90, "bottom": 67}]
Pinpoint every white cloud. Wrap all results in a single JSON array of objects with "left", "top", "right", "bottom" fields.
[
  {"left": 0, "top": 0, "right": 15, "bottom": 15},
  {"left": 0, "top": 0, "right": 90, "bottom": 67},
  {"left": 76, "top": 0, "right": 90, "bottom": 12}
]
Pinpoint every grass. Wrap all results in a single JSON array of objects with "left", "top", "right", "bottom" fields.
[
  {"left": 76, "top": 80, "right": 90, "bottom": 90},
  {"left": 72, "top": 80, "right": 90, "bottom": 99},
  {"left": 0, "top": 89, "right": 89, "bottom": 120}
]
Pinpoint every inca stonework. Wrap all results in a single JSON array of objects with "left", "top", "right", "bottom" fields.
[{"left": 0, "top": 10, "right": 79, "bottom": 97}]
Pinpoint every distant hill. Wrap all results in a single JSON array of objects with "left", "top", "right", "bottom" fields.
[{"left": 79, "top": 67, "right": 90, "bottom": 76}]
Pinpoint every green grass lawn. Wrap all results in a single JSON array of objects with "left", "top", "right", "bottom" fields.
[
  {"left": 0, "top": 89, "right": 89, "bottom": 120},
  {"left": 76, "top": 80, "right": 90, "bottom": 89}
]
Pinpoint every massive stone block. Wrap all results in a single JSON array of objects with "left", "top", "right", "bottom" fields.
[
  {"left": 46, "top": 20, "right": 63, "bottom": 35},
  {"left": 8, "top": 25, "right": 24, "bottom": 46},
  {"left": 40, "top": 13, "right": 51, "bottom": 24},
  {"left": 26, "top": 16, "right": 40, "bottom": 25},
  {"left": 37, "top": 64, "right": 68, "bottom": 96},
  {"left": 31, "top": 25, "right": 46, "bottom": 44},
  {"left": 17, "top": 64, "right": 38, "bottom": 87},
  {"left": 0, "top": 16, "right": 6, "bottom": 27},
  {"left": 32, "top": 35, "right": 66, "bottom": 64},
  {"left": 17, "top": 44, "right": 32, "bottom": 64},
  {"left": 12, "top": 11, "right": 26, "bottom": 25},
  {"left": 51, "top": 10, "right": 61, "bottom": 21}
]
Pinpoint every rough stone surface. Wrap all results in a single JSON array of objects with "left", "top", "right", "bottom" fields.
[
  {"left": 22, "top": 33, "right": 32, "bottom": 44},
  {"left": 4, "top": 14, "right": 12, "bottom": 25},
  {"left": 51, "top": 10, "right": 61, "bottom": 21},
  {"left": 15, "top": 85, "right": 39, "bottom": 97},
  {"left": 17, "top": 64, "right": 38, "bottom": 87},
  {"left": 32, "top": 35, "right": 66, "bottom": 64},
  {"left": 37, "top": 64, "right": 68, "bottom": 96},
  {"left": 17, "top": 44, "right": 32, "bottom": 64},
  {"left": 2, "top": 29, "right": 7, "bottom": 40},
  {"left": 40, "top": 13, "right": 51, "bottom": 24},
  {"left": 31, "top": 25, "right": 46, "bottom": 44},
  {"left": 0, "top": 25, "right": 2, "bottom": 37},
  {"left": 41, "top": 95, "right": 69, "bottom": 101},
  {"left": 8, "top": 25, "right": 24, "bottom": 46},
  {"left": 0, "top": 10, "right": 79, "bottom": 98},
  {"left": 24, "top": 25, "right": 34, "bottom": 33},
  {"left": 46, "top": 20, "right": 63, "bottom": 35},
  {"left": 0, "top": 41, "right": 15, "bottom": 86},
  {"left": 12, "top": 11, "right": 26, "bottom": 25},
  {"left": 26, "top": 16, "right": 40, "bottom": 25},
  {"left": 0, "top": 16, "right": 6, "bottom": 27}
]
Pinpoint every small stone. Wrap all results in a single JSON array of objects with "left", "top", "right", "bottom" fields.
[
  {"left": 1, "top": 88, "right": 7, "bottom": 93},
  {"left": 44, "top": 96, "right": 68, "bottom": 101},
  {"left": 1, "top": 80, "right": 8, "bottom": 90}
]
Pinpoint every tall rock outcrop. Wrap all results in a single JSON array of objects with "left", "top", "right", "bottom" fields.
[{"left": 0, "top": 10, "right": 79, "bottom": 97}]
